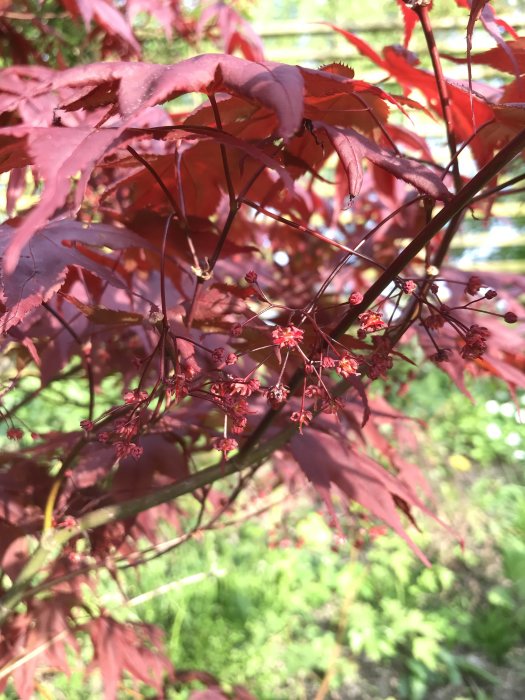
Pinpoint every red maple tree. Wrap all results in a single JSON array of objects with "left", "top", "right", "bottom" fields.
[{"left": 0, "top": 0, "right": 524, "bottom": 697}]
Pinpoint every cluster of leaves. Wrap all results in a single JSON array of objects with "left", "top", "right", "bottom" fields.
[{"left": 0, "top": 0, "right": 524, "bottom": 697}]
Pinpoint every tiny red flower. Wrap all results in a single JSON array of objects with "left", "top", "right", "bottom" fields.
[
  {"left": 321, "top": 356, "right": 336, "bottom": 369},
  {"left": 115, "top": 441, "right": 143, "bottom": 460},
  {"left": 214, "top": 437, "right": 238, "bottom": 460},
  {"left": 461, "top": 324, "right": 490, "bottom": 360},
  {"left": 231, "top": 417, "right": 248, "bottom": 434},
  {"left": 272, "top": 324, "right": 304, "bottom": 349},
  {"left": 165, "top": 374, "right": 189, "bottom": 402},
  {"left": 485, "top": 289, "right": 497, "bottom": 300},
  {"left": 225, "top": 353, "right": 238, "bottom": 365},
  {"left": 228, "top": 378, "right": 261, "bottom": 396},
  {"left": 305, "top": 384, "right": 324, "bottom": 398},
  {"left": 358, "top": 310, "right": 387, "bottom": 335},
  {"left": 290, "top": 409, "right": 313, "bottom": 434},
  {"left": 57, "top": 515, "right": 77, "bottom": 529},
  {"left": 211, "top": 347, "right": 225, "bottom": 364},
  {"left": 231, "top": 398, "right": 252, "bottom": 417},
  {"left": 245, "top": 270, "right": 258, "bottom": 283},
  {"left": 402, "top": 280, "right": 417, "bottom": 294},
  {"left": 321, "top": 398, "right": 344, "bottom": 415},
  {"left": 123, "top": 389, "right": 148, "bottom": 404},
  {"left": 424, "top": 314, "right": 445, "bottom": 330},
  {"left": 348, "top": 291, "right": 364, "bottom": 306},
  {"left": 115, "top": 419, "right": 138, "bottom": 440},
  {"left": 266, "top": 383, "right": 290, "bottom": 408},
  {"left": 430, "top": 348, "right": 452, "bottom": 363},
  {"left": 465, "top": 275, "right": 483, "bottom": 296},
  {"left": 80, "top": 419, "right": 94, "bottom": 431},
  {"left": 7, "top": 427, "right": 23, "bottom": 441},
  {"left": 336, "top": 353, "right": 359, "bottom": 378},
  {"left": 504, "top": 311, "right": 518, "bottom": 324}
]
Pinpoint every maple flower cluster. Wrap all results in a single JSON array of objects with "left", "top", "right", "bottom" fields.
[
  {"left": 418, "top": 275, "right": 521, "bottom": 366},
  {"left": 357, "top": 310, "right": 387, "bottom": 338},
  {"left": 461, "top": 324, "right": 490, "bottom": 360},
  {"left": 214, "top": 437, "right": 239, "bottom": 460},
  {"left": 336, "top": 353, "right": 359, "bottom": 379},
  {"left": 69, "top": 270, "right": 520, "bottom": 465},
  {"left": 7, "top": 427, "right": 23, "bottom": 441},
  {"left": 272, "top": 324, "right": 304, "bottom": 348},
  {"left": 78, "top": 389, "right": 149, "bottom": 461}
]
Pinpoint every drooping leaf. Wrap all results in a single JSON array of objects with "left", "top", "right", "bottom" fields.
[
  {"left": 54, "top": 55, "right": 305, "bottom": 138},
  {"left": 290, "top": 429, "right": 449, "bottom": 565},
  {"left": 60, "top": 293, "right": 145, "bottom": 325},
  {"left": 314, "top": 123, "right": 451, "bottom": 201},
  {"left": 453, "top": 0, "right": 521, "bottom": 97},
  {"left": 395, "top": 0, "right": 418, "bottom": 48},
  {"left": 1, "top": 126, "right": 120, "bottom": 273},
  {"left": 0, "top": 219, "right": 149, "bottom": 331},
  {"left": 87, "top": 615, "right": 173, "bottom": 700}
]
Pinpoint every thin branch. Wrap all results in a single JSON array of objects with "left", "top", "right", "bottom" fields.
[
  {"left": 42, "top": 302, "right": 95, "bottom": 421},
  {"left": 209, "top": 95, "right": 236, "bottom": 208},
  {"left": 470, "top": 171, "right": 525, "bottom": 204},
  {"left": 416, "top": 5, "right": 462, "bottom": 194},
  {"left": 241, "top": 198, "right": 385, "bottom": 269},
  {"left": 126, "top": 145, "right": 183, "bottom": 220},
  {"left": 0, "top": 425, "right": 296, "bottom": 622}
]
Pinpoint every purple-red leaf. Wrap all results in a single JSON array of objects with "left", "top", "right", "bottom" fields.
[
  {"left": 290, "top": 429, "right": 450, "bottom": 565},
  {"left": 0, "top": 219, "right": 147, "bottom": 331},
  {"left": 87, "top": 615, "right": 172, "bottom": 700},
  {"left": 314, "top": 123, "right": 451, "bottom": 201},
  {"left": 1, "top": 126, "right": 120, "bottom": 273}
]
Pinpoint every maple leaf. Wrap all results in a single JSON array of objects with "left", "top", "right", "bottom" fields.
[
  {"left": 452, "top": 0, "right": 521, "bottom": 91},
  {"left": 1, "top": 57, "right": 304, "bottom": 267},
  {"left": 59, "top": 0, "right": 140, "bottom": 54},
  {"left": 0, "top": 126, "right": 121, "bottom": 273},
  {"left": 87, "top": 615, "right": 173, "bottom": 700},
  {"left": 0, "top": 219, "right": 149, "bottom": 331},
  {"left": 53, "top": 55, "right": 305, "bottom": 138},
  {"left": 126, "top": 0, "right": 185, "bottom": 41},
  {"left": 381, "top": 45, "right": 497, "bottom": 166},
  {"left": 315, "top": 123, "right": 451, "bottom": 201},
  {"left": 198, "top": 2, "right": 265, "bottom": 62},
  {"left": 443, "top": 37, "right": 525, "bottom": 76},
  {"left": 60, "top": 293, "right": 145, "bottom": 326},
  {"left": 323, "top": 23, "right": 389, "bottom": 73},
  {"left": 395, "top": 0, "right": 418, "bottom": 48},
  {"left": 290, "top": 429, "right": 450, "bottom": 565},
  {"left": 9, "top": 594, "right": 80, "bottom": 699}
]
